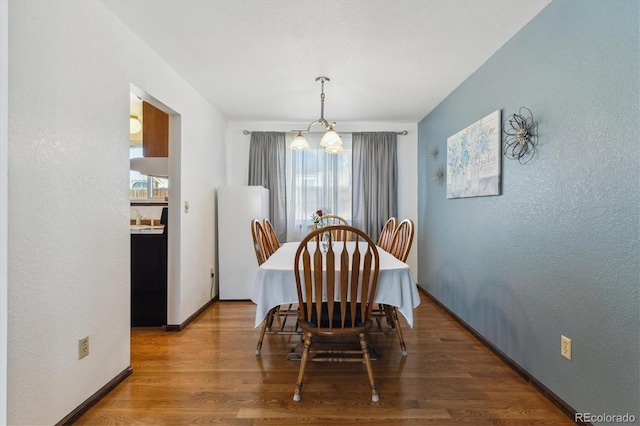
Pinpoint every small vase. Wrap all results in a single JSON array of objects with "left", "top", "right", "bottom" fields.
[{"left": 321, "top": 231, "right": 330, "bottom": 252}]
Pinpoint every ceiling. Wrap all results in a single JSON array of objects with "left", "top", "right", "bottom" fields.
[{"left": 105, "top": 0, "right": 551, "bottom": 124}]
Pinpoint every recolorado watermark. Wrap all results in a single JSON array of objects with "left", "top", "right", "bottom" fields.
[{"left": 575, "top": 412, "right": 636, "bottom": 423}]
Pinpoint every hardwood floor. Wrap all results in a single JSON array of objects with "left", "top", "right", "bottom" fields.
[{"left": 75, "top": 293, "right": 574, "bottom": 425}]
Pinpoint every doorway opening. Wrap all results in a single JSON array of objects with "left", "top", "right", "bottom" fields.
[{"left": 129, "top": 84, "right": 181, "bottom": 329}]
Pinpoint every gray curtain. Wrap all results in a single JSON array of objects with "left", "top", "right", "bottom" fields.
[
  {"left": 248, "top": 132, "right": 287, "bottom": 242},
  {"left": 352, "top": 132, "right": 398, "bottom": 241}
]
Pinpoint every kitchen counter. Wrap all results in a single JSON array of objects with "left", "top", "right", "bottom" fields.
[{"left": 130, "top": 225, "right": 165, "bottom": 234}]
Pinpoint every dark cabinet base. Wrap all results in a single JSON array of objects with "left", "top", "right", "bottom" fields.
[{"left": 131, "top": 233, "right": 167, "bottom": 326}]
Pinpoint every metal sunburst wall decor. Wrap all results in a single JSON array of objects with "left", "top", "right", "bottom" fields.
[
  {"left": 431, "top": 165, "right": 445, "bottom": 185},
  {"left": 428, "top": 146, "right": 439, "bottom": 160},
  {"left": 503, "top": 107, "right": 538, "bottom": 164},
  {"left": 428, "top": 145, "right": 444, "bottom": 185}
]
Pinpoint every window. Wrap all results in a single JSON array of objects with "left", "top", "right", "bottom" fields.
[
  {"left": 129, "top": 145, "right": 168, "bottom": 200},
  {"left": 286, "top": 133, "right": 352, "bottom": 241}
]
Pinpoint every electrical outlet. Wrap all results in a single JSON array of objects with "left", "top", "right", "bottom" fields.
[
  {"left": 79, "top": 336, "right": 90, "bottom": 359},
  {"left": 561, "top": 335, "right": 571, "bottom": 360}
]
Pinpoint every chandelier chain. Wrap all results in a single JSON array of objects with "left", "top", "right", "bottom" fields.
[{"left": 318, "top": 77, "right": 327, "bottom": 127}]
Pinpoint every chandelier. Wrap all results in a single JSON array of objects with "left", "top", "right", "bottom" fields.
[{"left": 290, "top": 76, "right": 343, "bottom": 154}]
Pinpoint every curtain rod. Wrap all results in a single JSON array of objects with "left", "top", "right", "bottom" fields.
[{"left": 243, "top": 130, "right": 408, "bottom": 136}]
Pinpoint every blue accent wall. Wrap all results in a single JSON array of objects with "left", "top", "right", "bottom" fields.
[{"left": 417, "top": 0, "right": 639, "bottom": 420}]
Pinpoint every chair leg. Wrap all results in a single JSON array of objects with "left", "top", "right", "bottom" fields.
[
  {"left": 265, "top": 306, "right": 277, "bottom": 331},
  {"left": 373, "top": 305, "right": 383, "bottom": 331},
  {"left": 359, "top": 332, "right": 379, "bottom": 402},
  {"left": 293, "top": 332, "right": 312, "bottom": 402},
  {"left": 383, "top": 304, "right": 395, "bottom": 330},
  {"left": 256, "top": 307, "right": 277, "bottom": 355},
  {"left": 391, "top": 307, "right": 408, "bottom": 356}
]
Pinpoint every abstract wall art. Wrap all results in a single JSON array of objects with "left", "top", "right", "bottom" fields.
[{"left": 446, "top": 110, "right": 501, "bottom": 199}]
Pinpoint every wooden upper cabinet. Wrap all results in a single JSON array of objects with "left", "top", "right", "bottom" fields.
[{"left": 142, "top": 101, "right": 169, "bottom": 157}]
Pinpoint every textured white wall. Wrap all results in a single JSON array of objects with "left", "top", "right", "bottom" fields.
[
  {"left": 7, "top": 1, "right": 226, "bottom": 424},
  {"left": 176, "top": 107, "right": 226, "bottom": 320},
  {"left": 0, "top": 0, "right": 8, "bottom": 423},
  {"left": 225, "top": 121, "right": 418, "bottom": 277}
]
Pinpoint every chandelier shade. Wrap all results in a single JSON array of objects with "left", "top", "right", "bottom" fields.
[
  {"left": 290, "top": 131, "right": 311, "bottom": 150},
  {"left": 324, "top": 144, "right": 344, "bottom": 154},
  {"left": 319, "top": 127, "right": 342, "bottom": 148}
]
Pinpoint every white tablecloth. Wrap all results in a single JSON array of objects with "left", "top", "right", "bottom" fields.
[{"left": 251, "top": 241, "right": 421, "bottom": 328}]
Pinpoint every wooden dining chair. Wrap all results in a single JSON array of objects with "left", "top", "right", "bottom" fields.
[
  {"left": 372, "top": 218, "right": 397, "bottom": 339},
  {"left": 378, "top": 218, "right": 415, "bottom": 356},
  {"left": 250, "top": 219, "right": 272, "bottom": 266},
  {"left": 313, "top": 214, "right": 352, "bottom": 241},
  {"left": 251, "top": 219, "right": 299, "bottom": 355},
  {"left": 262, "top": 218, "right": 280, "bottom": 253},
  {"left": 377, "top": 217, "right": 397, "bottom": 251},
  {"left": 251, "top": 219, "right": 273, "bottom": 354},
  {"left": 389, "top": 219, "right": 414, "bottom": 263},
  {"left": 292, "top": 225, "right": 380, "bottom": 402}
]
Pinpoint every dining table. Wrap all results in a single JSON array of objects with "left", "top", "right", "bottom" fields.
[{"left": 251, "top": 240, "right": 421, "bottom": 329}]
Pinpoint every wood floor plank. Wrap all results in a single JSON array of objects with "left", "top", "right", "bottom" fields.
[{"left": 74, "top": 293, "right": 574, "bottom": 425}]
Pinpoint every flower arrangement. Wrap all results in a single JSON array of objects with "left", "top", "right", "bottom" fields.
[
  {"left": 311, "top": 209, "right": 325, "bottom": 225},
  {"left": 312, "top": 208, "right": 331, "bottom": 228},
  {"left": 312, "top": 208, "right": 331, "bottom": 249}
]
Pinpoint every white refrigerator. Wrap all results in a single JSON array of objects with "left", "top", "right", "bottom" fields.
[{"left": 217, "top": 186, "right": 270, "bottom": 300}]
